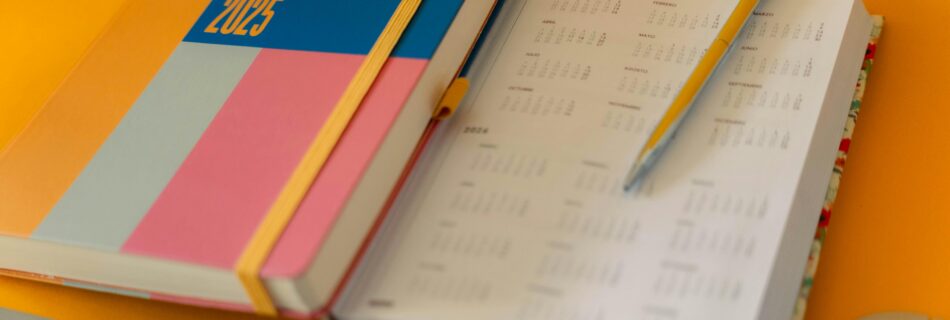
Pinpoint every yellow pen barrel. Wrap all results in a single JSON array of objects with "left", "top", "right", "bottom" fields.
[
  {"left": 625, "top": 0, "right": 759, "bottom": 190},
  {"left": 641, "top": 0, "right": 758, "bottom": 152}
]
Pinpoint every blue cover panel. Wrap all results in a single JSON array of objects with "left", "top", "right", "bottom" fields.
[{"left": 183, "top": 0, "right": 463, "bottom": 59}]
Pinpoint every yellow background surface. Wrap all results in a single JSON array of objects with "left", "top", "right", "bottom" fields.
[
  {"left": 806, "top": 0, "right": 950, "bottom": 319},
  {"left": 0, "top": 1, "right": 126, "bottom": 151},
  {"left": 1, "top": 0, "right": 948, "bottom": 319}
]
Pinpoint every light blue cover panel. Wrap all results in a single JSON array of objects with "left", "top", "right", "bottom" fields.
[{"left": 32, "top": 43, "right": 260, "bottom": 251}]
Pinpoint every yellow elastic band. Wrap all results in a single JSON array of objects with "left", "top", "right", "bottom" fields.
[{"left": 234, "top": 0, "right": 422, "bottom": 315}]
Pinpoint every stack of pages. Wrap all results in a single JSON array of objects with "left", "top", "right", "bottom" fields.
[{"left": 0, "top": 0, "right": 878, "bottom": 319}]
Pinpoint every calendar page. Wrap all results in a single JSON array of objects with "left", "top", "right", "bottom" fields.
[{"left": 338, "top": 0, "right": 872, "bottom": 319}]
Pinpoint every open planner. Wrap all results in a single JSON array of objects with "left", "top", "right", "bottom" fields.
[
  {"left": 0, "top": 0, "right": 880, "bottom": 319},
  {"left": 336, "top": 0, "right": 874, "bottom": 319}
]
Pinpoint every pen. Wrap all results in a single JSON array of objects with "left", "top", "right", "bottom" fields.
[{"left": 623, "top": 0, "right": 759, "bottom": 191}]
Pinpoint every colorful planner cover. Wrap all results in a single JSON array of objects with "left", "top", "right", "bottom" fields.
[
  {"left": 0, "top": 0, "right": 463, "bottom": 315},
  {"left": 792, "top": 15, "right": 884, "bottom": 320}
]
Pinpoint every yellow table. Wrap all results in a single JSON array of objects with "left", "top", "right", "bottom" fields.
[
  {"left": 0, "top": 276, "right": 262, "bottom": 320},
  {"left": 0, "top": 1, "right": 272, "bottom": 319},
  {"left": 806, "top": 0, "right": 950, "bottom": 319},
  {"left": 1, "top": 0, "right": 948, "bottom": 319},
  {"left": 0, "top": 1, "right": 125, "bottom": 149}
]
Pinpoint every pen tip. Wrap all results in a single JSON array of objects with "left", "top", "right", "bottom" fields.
[{"left": 624, "top": 165, "right": 645, "bottom": 192}]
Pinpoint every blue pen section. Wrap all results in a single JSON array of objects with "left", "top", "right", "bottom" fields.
[{"left": 184, "top": 0, "right": 462, "bottom": 59}]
